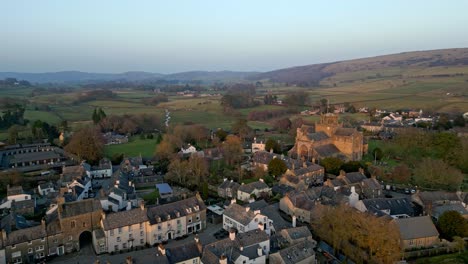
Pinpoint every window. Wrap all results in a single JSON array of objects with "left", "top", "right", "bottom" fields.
[
  {"left": 140, "top": 231, "right": 144, "bottom": 236},
  {"left": 193, "top": 259, "right": 198, "bottom": 264},
  {"left": 129, "top": 233, "right": 133, "bottom": 239},
  {"left": 36, "top": 252, "right": 45, "bottom": 258},
  {"left": 123, "top": 243, "right": 127, "bottom": 249},
  {"left": 128, "top": 226, "right": 132, "bottom": 232},
  {"left": 188, "top": 218, "right": 192, "bottom": 223},
  {"left": 118, "top": 227, "right": 122, "bottom": 234},
  {"left": 41, "top": 237, "right": 45, "bottom": 242},
  {"left": 158, "top": 225, "right": 161, "bottom": 231},
  {"left": 140, "top": 239, "right": 144, "bottom": 244},
  {"left": 177, "top": 219, "right": 181, "bottom": 224},
  {"left": 35, "top": 245, "right": 44, "bottom": 251},
  {"left": 71, "top": 221, "right": 76, "bottom": 228},
  {"left": 110, "top": 230, "right": 114, "bottom": 236},
  {"left": 158, "top": 234, "right": 162, "bottom": 240},
  {"left": 117, "top": 237, "right": 121, "bottom": 242},
  {"left": 140, "top": 223, "right": 144, "bottom": 230},
  {"left": 28, "top": 248, "right": 33, "bottom": 254},
  {"left": 409, "top": 240, "right": 414, "bottom": 245},
  {"left": 13, "top": 258, "right": 22, "bottom": 264},
  {"left": 196, "top": 214, "right": 200, "bottom": 221},
  {"left": 114, "top": 245, "right": 119, "bottom": 251}
]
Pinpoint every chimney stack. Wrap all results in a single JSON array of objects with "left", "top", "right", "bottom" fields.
[
  {"left": 140, "top": 201, "right": 145, "bottom": 210},
  {"left": 231, "top": 199, "right": 236, "bottom": 205},
  {"left": 292, "top": 215, "right": 297, "bottom": 227},
  {"left": 359, "top": 167, "right": 364, "bottom": 174},
  {"left": 245, "top": 207, "right": 250, "bottom": 212},
  {"left": 158, "top": 244, "right": 166, "bottom": 256},
  {"left": 258, "top": 222, "right": 264, "bottom": 231},
  {"left": 219, "top": 255, "right": 227, "bottom": 264},
  {"left": 229, "top": 228, "right": 236, "bottom": 241},
  {"left": 257, "top": 246, "right": 263, "bottom": 257}
]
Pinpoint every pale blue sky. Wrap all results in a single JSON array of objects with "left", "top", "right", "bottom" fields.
[{"left": 2, "top": 0, "right": 468, "bottom": 73}]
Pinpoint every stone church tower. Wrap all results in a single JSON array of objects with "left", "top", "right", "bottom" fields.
[{"left": 290, "top": 113, "right": 366, "bottom": 161}]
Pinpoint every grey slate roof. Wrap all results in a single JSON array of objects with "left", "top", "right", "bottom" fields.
[
  {"left": 345, "top": 172, "right": 367, "bottom": 184},
  {"left": 281, "top": 226, "right": 312, "bottom": 241},
  {"left": 314, "top": 144, "right": 340, "bottom": 157},
  {"left": 418, "top": 191, "right": 460, "bottom": 203},
  {"left": 166, "top": 240, "right": 202, "bottom": 264},
  {"left": 395, "top": 216, "right": 439, "bottom": 240},
  {"left": 307, "top": 132, "right": 329, "bottom": 141},
  {"left": 10, "top": 151, "right": 60, "bottom": 163},
  {"left": 219, "top": 180, "right": 240, "bottom": 190},
  {"left": 238, "top": 181, "right": 269, "bottom": 194},
  {"left": 147, "top": 195, "right": 206, "bottom": 224},
  {"left": 102, "top": 208, "right": 148, "bottom": 230},
  {"left": 223, "top": 203, "right": 258, "bottom": 226},
  {"left": 275, "top": 240, "right": 316, "bottom": 264},
  {"left": 334, "top": 128, "right": 356, "bottom": 136},
  {"left": 4, "top": 224, "right": 46, "bottom": 246},
  {"left": 362, "top": 198, "right": 414, "bottom": 217}
]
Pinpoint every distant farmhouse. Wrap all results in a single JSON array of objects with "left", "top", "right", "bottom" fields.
[{"left": 289, "top": 113, "right": 367, "bottom": 161}]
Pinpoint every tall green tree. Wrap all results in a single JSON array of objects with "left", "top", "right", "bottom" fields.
[
  {"left": 437, "top": 211, "right": 468, "bottom": 240},
  {"left": 265, "top": 138, "right": 281, "bottom": 154},
  {"left": 65, "top": 127, "right": 104, "bottom": 164},
  {"left": 268, "top": 158, "right": 287, "bottom": 177},
  {"left": 320, "top": 157, "right": 344, "bottom": 175}
]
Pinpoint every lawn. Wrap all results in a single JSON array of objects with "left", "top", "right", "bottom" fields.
[
  {"left": 414, "top": 252, "right": 468, "bottom": 264},
  {"left": 104, "top": 136, "right": 158, "bottom": 158}
]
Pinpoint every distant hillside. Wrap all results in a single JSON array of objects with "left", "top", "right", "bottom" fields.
[
  {"left": 0, "top": 70, "right": 258, "bottom": 84},
  {"left": 163, "top": 71, "right": 259, "bottom": 82},
  {"left": 248, "top": 48, "right": 468, "bottom": 85}
]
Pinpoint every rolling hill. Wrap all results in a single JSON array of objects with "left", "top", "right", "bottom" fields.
[{"left": 247, "top": 48, "right": 468, "bottom": 85}]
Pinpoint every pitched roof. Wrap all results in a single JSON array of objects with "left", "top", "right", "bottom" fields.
[
  {"left": 166, "top": 240, "right": 202, "bottom": 264},
  {"left": 238, "top": 181, "right": 269, "bottom": 194},
  {"left": 362, "top": 198, "right": 414, "bottom": 217},
  {"left": 314, "top": 144, "right": 340, "bottom": 157},
  {"left": 261, "top": 203, "right": 291, "bottom": 231},
  {"left": 395, "top": 216, "right": 439, "bottom": 240},
  {"left": 418, "top": 191, "right": 460, "bottom": 203},
  {"left": 219, "top": 180, "right": 240, "bottom": 190},
  {"left": 293, "top": 164, "right": 324, "bottom": 177},
  {"left": 4, "top": 224, "right": 46, "bottom": 246},
  {"left": 147, "top": 195, "right": 206, "bottom": 224},
  {"left": 10, "top": 151, "right": 60, "bottom": 163},
  {"left": 102, "top": 208, "right": 148, "bottom": 230},
  {"left": 275, "top": 240, "right": 316, "bottom": 264},
  {"left": 335, "top": 128, "right": 357, "bottom": 136},
  {"left": 223, "top": 203, "right": 258, "bottom": 226},
  {"left": 282, "top": 226, "right": 312, "bottom": 241},
  {"left": 345, "top": 172, "right": 367, "bottom": 184},
  {"left": 7, "top": 185, "right": 24, "bottom": 196},
  {"left": 306, "top": 132, "right": 329, "bottom": 141}
]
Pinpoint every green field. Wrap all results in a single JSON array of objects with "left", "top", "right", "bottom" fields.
[
  {"left": 414, "top": 252, "right": 468, "bottom": 264},
  {"left": 104, "top": 136, "right": 158, "bottom": 158}
]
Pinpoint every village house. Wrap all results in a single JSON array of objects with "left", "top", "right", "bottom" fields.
[
  {"left": 223, "top": 202, "right": 273, "bottom": 235},
  {"left": 180, "top": 144, "right": 197, "bottom": 155},
  {"left": 0, "top": 186, "right": 32, "bottom": 210},
  {"left": 281, "top": 164, "right": 325, "bottom": 189},
  {"left": 395, "top": 216, "right": 439, "bottom": 250},
  {"left": 269, "top": 239, "right": 317, "bottom": 264},
  {"left": 0, "top": 143, "right": 67, "bottom": 171},
  {"left": 103, "top": 132, "right": 128, "bottom": 145},
  {"left": 98, "top": 205, "right": 148, "bottom": 254},
  {"left": 237, "top": 179, "right": 271, "bottom": 202},
  {"left": 158, "top": 238, "right": 203, "bottom": 264},
  {"left": 0, "top": 221, "right": 47, "bottom": 264},
  {"left": 251, "top": 138, "right": 266, "bottom": 153},
  {"left": 38, "top": 182, "right": 56, "bottom": 196},
  {"left": 201, "top": 228, "right": 270, "bottom": 264},
  {"left": 354, "top": 197, "right": 415, "bottom": 219},
  {"left": 82, "top": 158, "right": 113, "bottom": 178},
  {"left": 60, "top": 164, "right": 92, "bottom": 201},
  {"left": 146, "top": 194, "right": 206, "bottom": 245},
  {"left": 280, "top": 226, "right": 313, "bottom": 245},
  {"left": 218, "top": 179, "right": 240, "bottom": 199},
  {"left": 412, "top": 191, "right": 463, "bottom": 216}
]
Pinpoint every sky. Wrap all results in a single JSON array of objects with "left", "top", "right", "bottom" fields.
[{"left": 2, "top": 0, "right": 468, "bottom": 73}]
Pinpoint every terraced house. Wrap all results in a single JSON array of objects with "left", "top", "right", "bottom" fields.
[
  {"left": 98, "top": 205, "right": 148, "bottom": 254},
  {"left": 146, "top": 194, "right": 206, "bottom": 245},
  {"left": 0, "top": 222, "right": 47, "bottom": 264}
]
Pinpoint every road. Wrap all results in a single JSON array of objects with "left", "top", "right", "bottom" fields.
[{"left": 48, "top": 222, "right": 221, "bottom": 264}]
